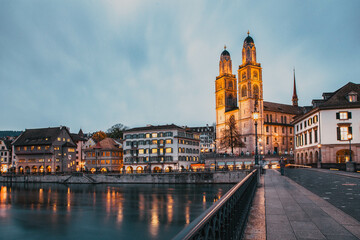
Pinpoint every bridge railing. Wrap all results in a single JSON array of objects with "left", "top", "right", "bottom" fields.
[{"left": 172, "top": 169, "right": 258, "bottom": 240}]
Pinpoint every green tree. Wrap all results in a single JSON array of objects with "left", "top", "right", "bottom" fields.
[
  {"left": 218, "top": 115, "right": 245, "bottom": 154},
  {"left": 106, "top": 123, "right": 128, "bottom": 139}
]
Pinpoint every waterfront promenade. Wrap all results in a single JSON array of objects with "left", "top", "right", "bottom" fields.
[{"left": 245, "top": 169, "right": 360, "bottom": 240}]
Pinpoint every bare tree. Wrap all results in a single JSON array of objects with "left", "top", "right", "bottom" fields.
[{"left": 218, "top": 115, "right": 245, "bottom": 154}]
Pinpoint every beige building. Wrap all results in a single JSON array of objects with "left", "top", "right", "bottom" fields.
[
  {"left": 215, "top": 33, "right": 304, "bottom": 155},
  {"left": 84, "top": 138, "right": 123, "bottom": 173}
]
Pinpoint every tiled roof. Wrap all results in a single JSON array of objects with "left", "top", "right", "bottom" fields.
[
  {"left": 88, "top": 138, "right": 121, "bottom": 150},
  {"left": 263, "top": 101, "right": 304, "bottom": 115},
  {"left": 13, "top": 127, "right": 63, "bottom": 146},
  {"left": 124, "top": 124, "right": 184, "bottom": 133},
  {"left": 315, "top": 82, "right": 360, "bottom": 108}
]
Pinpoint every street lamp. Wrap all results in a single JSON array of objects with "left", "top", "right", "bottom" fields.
[
  {"left": 347, "top": 134, "right": 352, "bottom": 162},
  {"left": 317, "top": 144, "right": 321, "bottom": 168},
  {"left": 253, "top": 111, "right": 259, "bottom": 165}
]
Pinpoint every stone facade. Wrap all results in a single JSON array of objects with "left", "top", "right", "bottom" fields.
[{"left": 215, "top": 33, "right": 303, "bottom": 155}]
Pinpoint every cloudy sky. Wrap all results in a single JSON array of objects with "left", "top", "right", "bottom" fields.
[{"left": 1, "top": 0, "right": 359, "bottom": 133}]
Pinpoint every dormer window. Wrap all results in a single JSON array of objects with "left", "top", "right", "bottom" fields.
[{"left": 348, "top": 91, "right": 358, "bottom": 102}]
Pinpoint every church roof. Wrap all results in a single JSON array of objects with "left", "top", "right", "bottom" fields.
[
  {"left": 263, "top": 101, "right": 304, "bottom": 115},
  {"left": 244, "top": 35, "right": 254, "bottom": 44}
]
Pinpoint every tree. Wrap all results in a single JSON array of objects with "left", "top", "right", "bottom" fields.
[
  {"left": 92, "top": 131, "right": 107, "bottom": 142},
  {"left": 218, "top": 115, "right": 245, "bottom": 154},
  {"left": 106, "top": 123, "right": 128, "bottom": 139}
]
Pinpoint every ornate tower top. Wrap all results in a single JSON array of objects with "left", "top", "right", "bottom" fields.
[
  {"left": 242, "top": 32, "right": 256, "bottom": 65},
  {"left": 292, "top": 68, "right": 299, "bottom": 106},
  {"left": 219, "top": 46, "right": 232, "bottom": 76}
]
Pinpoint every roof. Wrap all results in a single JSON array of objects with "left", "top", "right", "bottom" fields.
[
  {"left": 244, "top": 35, "right": 254, "bottom": 44},
  {"left": 314, "top": 82, "right": 360, "bottom": 108},
  {"left": 88, "top": 138, "right": 121, "bottom": 150},
  {"left": 124, "top": 124, "right": 185, "bottom": 133},
  {"left": 221, "top": 49, "right": 230, "bottom": 56},
  {"left": 70, "top": 133, "right": 87, "bottom": 142},
  {"left": 263, "top": 101, "right": 304, "bottom": 115},
  {"left": 13, "top": 127, "right": 65, "bottom": 146}
]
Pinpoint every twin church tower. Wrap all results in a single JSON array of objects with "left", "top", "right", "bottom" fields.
[{"left": 215, "top": 32, "right": 301, "bottom": 155}]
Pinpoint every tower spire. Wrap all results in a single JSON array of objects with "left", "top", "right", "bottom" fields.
[{"left": 292, "top": 68, "right": 298, "bottom": 107}]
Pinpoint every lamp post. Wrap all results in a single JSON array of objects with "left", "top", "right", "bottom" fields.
[
  {"left": 253, "top": 111, "right": 259, "bottom": 165},
  {"left": 317, "top": 144, "right": 321, "bottom": 168},
  {"left": 347, "top": 134, "right": 352, "bottom": 162}
]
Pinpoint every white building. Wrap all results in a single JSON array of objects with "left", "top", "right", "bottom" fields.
[
  {"left": 123, "top": 124, "right": 200, "bottom": 173},
  {"left": 190, "top": 125, "right": 215, "bottom": 153},
  {"left": 0, "top": 139, "right": 12, "bottom": 173},
  {"left": 293, "top": 82, "right": 360, "bottom": 167}
]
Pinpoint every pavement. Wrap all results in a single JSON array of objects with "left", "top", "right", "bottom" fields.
[{"left": 244, "top": 169, "right": 360, "bottom": 240}]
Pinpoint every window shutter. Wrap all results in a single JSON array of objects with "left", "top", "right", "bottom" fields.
[
  {"left": 348, "top": 112, "right": 352, "bottom": 119},
  {"left": 348, "top": 127, "right": 352, "bottom": 134},
  {"left": 337, "top": 127, "right": 340, "bottom": 140},
  {"left": 336, "top": 112, "right": 340, "bottom": 119}
]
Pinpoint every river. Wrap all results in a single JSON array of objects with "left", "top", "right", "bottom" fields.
[{"left": 0, "top": 183, "right": 234, "bottom": 240}]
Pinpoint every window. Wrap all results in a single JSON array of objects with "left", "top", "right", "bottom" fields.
[
  {"left": 314, "top": 129, "right": 318, "bottom": 143},
  {"left": 106, "top": 152, "right": 110, "bottom": 156},
  {"left": 300, "top": 123, "right": 302, "bottom": 130},
  {"left": 304, "top": 121, "right": 307, "bottom": 128},
  {"left": 270, "top": 115, "right": 272, "bottom": 122},
  {"left": 284, "top": 116, "right": 287, "bottom": 123},
  {"left": 313, "top": 115, "right": 318, "bottom": 123},
  {"left": 68, "top": 148, "right": 75, "bottom": 152},
  {"left": 309, "top": 130, "right": 312, "bottom": 144},
  {"left": 266, "top": 126, "right": 269, "bottom": 132},
  {"left": 152, "top": 140, "right": 158, "bottom": 144},
  {"left": 337, "top": 112, "right": 351, "bottom": 120},
  {"left": 290, "top": 128, "right": 292, "bottom": 134},
  {"left": 266, "top": 137, "right": 269, "bottom": 145},
  {"left": 165, "top": 139, "right": 172, "bottom": 144},
  {"left": 152, "top": 133, "right": 158, "bottom": 138},
  {"left": 266, "top": 114, "right": 269, "bottom": 122},
  {"left": 31, "top": 146, "right": 35, "bottom": 150},
  {"left": 274, "top": 127, "right": 277, "bottom": 133},
  {"left": 146, "top": 133, "right": 150, "bottom": 138},
  {"left": 282, "top": 137, "right": 285, "bottom": 144},
  {"left": 165, "top": 148, "right": 173, "bottom": 153},
  {"left": 37, "top": 146, "right": 41, "bottom": 150},
  {"left": 337, "top": 126, "right": 352, "bottom": 141},
  {"left": 139, "top": 149, "right": 144, "bottom": 154},
  {"left": 253, "top": 71, "right": 258, "bottom": 80},
  {"left": 151, "top": 148, "right": 157, "bottom": 154},
  {"left": 241, "top": 85, "right": 247, "bottom": 97},
  {"left": 58, "top": 137, "right": 61, "bottom": 141},
  {"left": 282, "top": 127, "right": 285, "bottom": 134},
  {"left": 348, "top": 92, "right": 358, "bottom": 102},
  {"left": 304, "top": 133, "right": 307, "bottom": 145},
  {"left": 242, "top": 72, "right": 246, "bottom": 79}
]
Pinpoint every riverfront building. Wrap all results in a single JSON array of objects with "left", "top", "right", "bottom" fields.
[
  {"left": 0, "top": 139, "right": 12, "bottom": 173},
  {"left": 13, "top": 126, "right": 77, "bottom": 173},
  {"left": 84, "top": 137, "right": 123, "bottom": 172},
  {"left": 293, "top": 82, "right": 360, "bottom": 166},
  {"left": 189, "top": 124, "right": 215, "bottom": 153},
  {"left": 215, "top": 32, "right": 304, "bottom": 156},
  {"left": 123, "top": 124, "right": 200, "bottom": 173}
]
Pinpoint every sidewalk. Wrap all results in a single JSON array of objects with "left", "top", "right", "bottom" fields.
[{"left": 265, "top": 169, "right": 360, "bottom": 240}]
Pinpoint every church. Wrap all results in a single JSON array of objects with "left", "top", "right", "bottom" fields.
[{"left": 215, "top": 32, "right": 304, "bottom": 155}]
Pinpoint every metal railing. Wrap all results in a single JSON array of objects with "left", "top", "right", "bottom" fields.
[{"left": 172, "top": 169, "right": 258, "bottom": 240}]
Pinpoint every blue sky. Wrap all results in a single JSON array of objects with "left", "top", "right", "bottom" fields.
[{"left": 1, "top": 0, "right": 359, "bottom": 133}]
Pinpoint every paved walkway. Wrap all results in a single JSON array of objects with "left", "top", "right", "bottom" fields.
[{"left": 265, "top": 169, "right": 360, "bottom": 240}]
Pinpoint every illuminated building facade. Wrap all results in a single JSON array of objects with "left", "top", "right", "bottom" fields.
[
  {"left": 293, "top": 82, "right": 360, "bottom": 165},
  {"left": 84, "top": 137, "right": 123, "bottom": 172},
  {"left": 13, "top": 126, "right": 77, "bottom": 173},
  {"left": 123, "top": 124, "right": 200, "bottom": 173},
  {"left": 215, "top": 33, "right": 304, "bottom": 155},
  {"left": 0, "top": 139, "right": 12, "bottom": 173},
  {"left": 189, "top": 124, "right": 215, "bottom": 153}
]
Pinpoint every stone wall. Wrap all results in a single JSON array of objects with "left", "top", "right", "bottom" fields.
[{"left": 0, "top": 171, "right": 250, "bottom": 184}]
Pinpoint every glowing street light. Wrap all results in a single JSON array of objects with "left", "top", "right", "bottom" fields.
[
  {"left": 347, "top": 134, "right": 352, "bottom": 162},
  {"left": 253, "top": 111, "right": 259, "bottom": 165}
]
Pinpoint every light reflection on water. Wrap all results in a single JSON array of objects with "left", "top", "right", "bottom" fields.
[{"left": 0, "top": 183, "right": 233, "bottom": 240}]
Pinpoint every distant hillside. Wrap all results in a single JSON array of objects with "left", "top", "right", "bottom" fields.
[{"left": 0, "top": 131, "right": 22, "bottom": 138}]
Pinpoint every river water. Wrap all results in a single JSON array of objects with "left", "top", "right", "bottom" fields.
[{"left": 0, "top": 183, "right": 234, "bottom": 240}]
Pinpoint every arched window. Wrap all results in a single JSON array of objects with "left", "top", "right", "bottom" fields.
[
  {"left": 227, "top": 94, "right": 234, "bottom": 106},
  {"left": 253, "top": 85, "right": 259, "bottom": 98},
  {"left": 242, "top": 72, "right": 246, "bottom": 80},
  {"left": 253, "top": 71, "right": 258, "bottom": 80},
  {"left": 228, "top": 81, "right": 233, "bottom": 89},
  {"left": 241, "top": 85, "right": 247, "bottom": 97}
]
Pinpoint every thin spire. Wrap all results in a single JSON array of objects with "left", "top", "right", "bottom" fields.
[
  {"left": 292, "top": 68, "right": 298, "bottom": 107},
  {"left": 224, "top": 45, "right": 227, "bottom": 50},
  {"left": 247, "top": 30, "right": 250, "bottom": 36}
]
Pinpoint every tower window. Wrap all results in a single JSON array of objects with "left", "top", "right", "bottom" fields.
[
  {"left": 242, "top": 72, "right": 246, "bottom": 80},
  {"left": 253, "top": 85, "right": 259, "bottom": 99},
  {"left": 241, "top": 85, "right": 247, "bottom": 97},
  {"left": 253, "top": 71, "right": 258, "bottom": 80}
]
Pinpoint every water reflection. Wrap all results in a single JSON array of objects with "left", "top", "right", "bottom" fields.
[{"left": 0, "top": 183, "right": 233, "bottom": 240}]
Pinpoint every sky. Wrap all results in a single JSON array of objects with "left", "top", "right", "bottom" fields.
[{"left": 1, "top": 0, "right": 359, "bottom": 133}]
